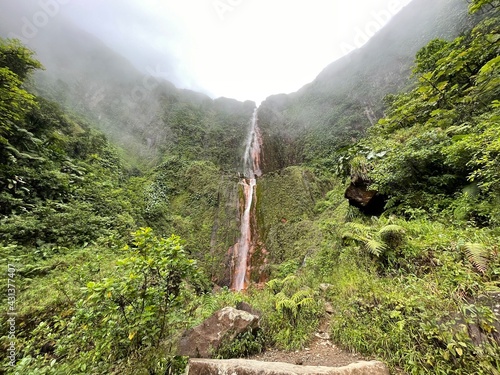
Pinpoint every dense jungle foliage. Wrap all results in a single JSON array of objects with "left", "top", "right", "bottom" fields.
[{"left": 1, "top": 0, "right": 500, "bottom": 374}]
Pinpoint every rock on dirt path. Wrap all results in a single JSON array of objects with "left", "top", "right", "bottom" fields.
[{"left": 186, "top": 359, "right": 390, "bottom": 375}]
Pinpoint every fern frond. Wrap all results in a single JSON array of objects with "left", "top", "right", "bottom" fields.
[
  {"left": 275, "top": 293, "right": 297, "bottom": 316},
  {"left": 345, "top": 222, "right": 372, "bottom": 235},
  {"left": 281, "top": 274, "right": 300, "bottom": 291},
  {"left": 342, "top": 222, "right": 372, "bottom": 244},
  {"left": 291, "top": 289, "right": 313, "bottom": 304},
  {"left": 282, "top": 274, "right": 298, "bottom": 284},
  {"left": 266, "top": 278, "right": 283, "bottom": 294},
  {"left": 341, "top": 231, "right": 365, "bottom": 243},
  {"left": 296, "top": 297, "right": 315, "bottom": 310},
  {"left": 464, "top": 242, "right": 489, "bottom": 274},
  {"left": 274, "top": 291, "right": 288, "bottom": 304},
  {"left": 384, "top": 197, "right": 399, "bottom": 210},
  {"left": 278, "top": 299, "right": 297, "bottom": 314},
  {"left": 379, "top": 225, "right": 405, "bottom": 236},
  {"left": 364, "top": 238, "right": 387, "bottom": 257}
]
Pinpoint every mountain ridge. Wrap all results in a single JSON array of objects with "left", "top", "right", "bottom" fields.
[{"left": 258, "top": 0, "right": 477, "bottom": 173}]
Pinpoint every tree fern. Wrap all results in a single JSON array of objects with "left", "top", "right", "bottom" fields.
[
  {"left": 379, "top": 224, "right": 406, "bottom": 249},
  {"left": 294, "top": 289, "right": 315, "bottom": 312},
  {"left": 291, "top": 289, "right": 314, "bottom": 305},
  {"left": 270, "top": 279, "right": 317, "bottom": 325},
  {"left": 282, "top": 274, "right": 299, "bottom": 288},
  {"left": 343, "top": 222, "right": 386, "bottom": 257},
  {"left": 343, "top": 222, "right": 406, "bottom": 257},
  {"left": 342, "top": 222, "right": 370, "bottom": 244},
  {"left": 267, "top": 274, "right": 299, "bottom": 294},
  {"left": 266, "top": 278, "right": 283, "bottom": 294},
  {"left": 344, "top": 222, "right": 371, "bottom": 236},
  {"left": 275, "top": 292, "right": 297, "bottom": 318}
]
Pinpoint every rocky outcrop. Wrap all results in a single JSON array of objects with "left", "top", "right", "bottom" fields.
[
  {"left": 177, "top": 307, "right": 260, "bottom": 358},
  {"left": 344, "top": 176, "right": 385, "bottom": 216},
  {"left": 465, "top": 292, "right": 500, "bottom": 346},
  {"left": 236, "top": 301, "right": 263, "bottom": 318},
  {"left": 187, "top": 359, "right": 390, "bottom": 375}
]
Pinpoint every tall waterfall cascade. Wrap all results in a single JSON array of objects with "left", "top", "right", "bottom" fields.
[{"left": 230, "top": 108, "right": 265, "bottom": 291}]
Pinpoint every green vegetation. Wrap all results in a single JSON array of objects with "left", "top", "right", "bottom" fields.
[
  {"left": 12, "top": 229, "right": 201, "bottom": 374},
  {"left": 246, "top": 2, "right": 500, "bottom": 373},
  {"left": 215, "top": 329, "right": 265, "bottom": 359},
  {"left": 323, "top": 218, "right": 500, "bottom": 374},
  {"left": 1, "top": 1, "right": 500, "bottom": 374},
  {"left": 264, "top": 275, "right": 321, "bottom": 349},
  {"left": 0, "top": 40, "right": 138, "bottom": 250},
  {"left": 0, "top": 37, "right": 243, "bottom": 374},
  {"left": 356, "top": 13, "right": 500, "bottom": 226}
]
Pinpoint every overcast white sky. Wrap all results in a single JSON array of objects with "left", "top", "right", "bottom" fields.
[{"left": 61, "top": 0, "right": 413, "bottom": 103}]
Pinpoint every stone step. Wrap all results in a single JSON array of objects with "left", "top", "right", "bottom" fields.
[{"left": 187, "top": 358, "right": 390, "bottom": 375}]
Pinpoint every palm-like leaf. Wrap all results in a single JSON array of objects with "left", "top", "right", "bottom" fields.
[
  {"left": 296, "top": 297, "right": 315, "bottom": 310},
  {"left": 379, "top": 225, "right": 405, "bottom": 236},
  {"left": 266, "top": 278, "right": 283, "bottom": 294},
  {"left": 344, "top": 222, "right": 371, "bottom": 235},
  {"left": 343, "top": 222, "right": 389, "bottom": 257},
  {"left": 291, "top": 289, "right": 313, "bottom": 304},
  {"left": 342, "top": 222, "right": 371, "bottom": 243},
  {"left": 364, "top": 238, "right": 387, "bottom": 257},
  {"left": 464, "top": 242, "right": 489, "bottom": 274},
  {"left": 275, "top": 292, "right": 297, "bottom": 317}
]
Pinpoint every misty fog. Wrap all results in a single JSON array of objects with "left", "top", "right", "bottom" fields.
[{"left": 0, "top": 0, "right": 412, "bottom": 102}]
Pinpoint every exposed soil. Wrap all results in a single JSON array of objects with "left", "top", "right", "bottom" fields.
[{"left": 249, "top": 318, "right": 368, "bottom": 367}]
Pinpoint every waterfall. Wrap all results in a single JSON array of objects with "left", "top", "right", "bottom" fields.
[
  {"left": 231, "top": 108, "right": 263, "bottom": 291},
  {"left": 243, "top": 109, "right": 262, "bottom": 179}
]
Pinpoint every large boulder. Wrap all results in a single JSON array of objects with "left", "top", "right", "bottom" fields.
[
  {"left": 178, "top": 307, "right": 260, "bottom": 358},
  {"left": 187, "top": 359, "right": 390, "bottom": 375},
  {"left": 236, "top": 301, "right": 262, "bottom": 318},
  {"left": 344, "top": 176, "right": 385, "bottom": 216}
]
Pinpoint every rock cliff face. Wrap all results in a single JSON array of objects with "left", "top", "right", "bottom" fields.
[{"left": 186, "top": 359, "right": 390, "bottom": 375}]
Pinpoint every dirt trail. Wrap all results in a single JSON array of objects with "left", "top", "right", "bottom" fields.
[{"left": 250, "top": 319, "right": 367, "bottom": 367}]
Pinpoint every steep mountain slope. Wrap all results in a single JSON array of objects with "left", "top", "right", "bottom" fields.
[
  {"left": 258, "top": 0, "right": 478, "bottom": 173},
  {"left": 0, "top": 3, "right": 255, "bottom": 169}
]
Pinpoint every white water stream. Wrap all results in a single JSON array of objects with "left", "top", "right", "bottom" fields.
[{"left": 231, "top": 108, "right": 262, "bottom": 291}]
